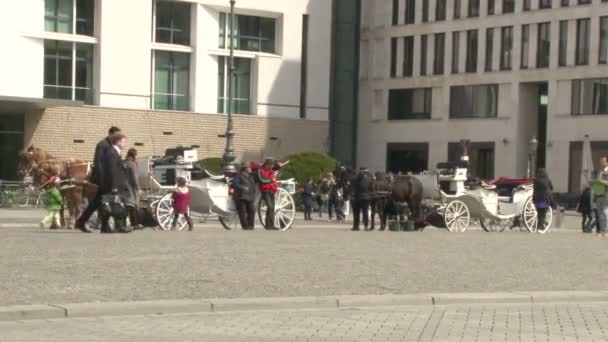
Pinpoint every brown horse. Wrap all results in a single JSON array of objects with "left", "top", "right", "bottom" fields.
[{"left": 17, "top": 146, "right": 93, "bottom": 228}]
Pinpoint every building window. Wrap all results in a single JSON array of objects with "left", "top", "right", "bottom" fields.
[
  {"left": 485, "top": 28, "right": 494, "bottom": 72},
  {"left": 578, "top": 0, "right": 591, "bottom": 4},
  {"left": 488, "top": 0, "right": 495, "bottom": 15},
  {"left": 390, "top": 38, "right": 398, "bottom": 77},
  {"left": 403, "top": 36, "right": 414, "bottom": 77},
  {"left": 219, "top": 13, "right": 276, "bottom": 54},
  {"left": 600, "top": 17, "right": 608, "bottom": 64},
  {"left": 500, "top": 26, "right": 512, "bottom": 70},
  {"left": 448, "top": 142, "right": 495, "bottom": 179},
  {"left": 521, "top": 24, "right": 530, "bottom": 69},
  {"left": 468, "top": 0, "right": 480, "bottom": 17},
  {"left": 454, "top": 0, "right": 461, "bottom": 19},
  {"left": 466, "top": 30, "right": 478, "bottom": 73},
  {"left": 388, "top": 88, "right": 432, "bottom": 120},
  {"left": 561, "top": 0, "right": 569, "bottom": 6},
  {"left": 155, "top": 0, "right": 191, "bottom": 45},
  {"left": 523, "top": 0, "right": 531, "bottom": 11},
  {"left": 392, "top": 0, "right": 399, "bottom": 25},
  {"left": 450, "top": 84, "right": 498, "bottom": 118},
  {"left": 576, "top": 18, "right": 590, "bottom": 66},
  {"left": 537, "top": 22, "right": 551, "bottom": 68},
  {"left": 404, "top": 0, "right": 415, "bottom": 24},
  {"left": 559, "top": 21, "right": 568, "bottom": 67},
  {"left": 452, "top": 31, "right": 460, "bottom": 74},
  {"left": 436, "top": 0, "right": 447, "bottom": 21},
  {"left": 218, "top": 57, "right": 252, "bottom": 114},
  {"left": 153, "top": 51, "right": 190, "bottom": 111},
  {"left": 434, "top": 33, "right": 445, "bottom": 75},
  {"left": 502, "top": 0, "right": 514, "bottom": 13},
  {"left": 387, "top": 143, "right": 429, "bottom": 174},
  {"left": 420, "top": 35, "right": 428, "bottom": 76},
  {"left": 44, "top": 40, "right": 94, "bottom": 104},
  {"left": 539, "top": 0, "right": 552, "bottom": 9},
  {"left": 45, "top": 0, "right": 94, "bottom": 36},
  {"left": 422, "top": 0, "right": 429, "bottom": 22},
  {"left": 572, "top": 79, "right": 608, "bottom": 115}
]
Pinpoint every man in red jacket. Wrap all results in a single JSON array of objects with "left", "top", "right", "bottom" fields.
[{"left": 256, "top": 158, "right": 281, "bottom": 230}]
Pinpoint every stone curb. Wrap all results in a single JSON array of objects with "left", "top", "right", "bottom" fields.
[{"left": 2, "top": 291, "right": 608, "bottom": 322}]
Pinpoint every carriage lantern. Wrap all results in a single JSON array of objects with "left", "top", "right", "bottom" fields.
[{"left": 222, "top": 0, "right": 238, "bottom": 175}]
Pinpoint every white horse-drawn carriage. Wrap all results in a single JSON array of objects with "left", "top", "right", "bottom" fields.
[
  {"left": 413, "top": 162, "right": 552, "bottom": 233},
  {"left": 139, "top": 147, "right": 297, "bottom": 231}
]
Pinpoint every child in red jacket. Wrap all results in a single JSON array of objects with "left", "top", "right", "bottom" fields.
[{"left": 172, "top": 177, "right": 193, "bottom": 231}]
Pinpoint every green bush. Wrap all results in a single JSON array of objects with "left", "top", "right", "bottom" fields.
[
  {"left": 196, "top": 157, "right": 223, "bottom": 174},
  {"left": 280, "top": 152, "right": 337, "bottom": 186}
]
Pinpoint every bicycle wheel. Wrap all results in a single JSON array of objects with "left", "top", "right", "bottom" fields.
[{"left": 13, "top": 188, "right": 30, "bottom": 208}]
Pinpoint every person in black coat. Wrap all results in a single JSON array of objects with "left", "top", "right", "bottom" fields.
[
  {"left": 302, "top": 178, "right": 315, "bottom": 220},
  {"left": 352, "top": 168, "right": 373, "bottom": 231},
  {"left": 99, "top": 133, "right": 131, "bottom": 233},
  {"left": 578, "top": 186, "right": 594, "bottom": 233},
  {"left": 231, "top": 164, "right": 257, "bottom": 230},
  {"left": 532, "top": 168, "right": 553, "bottom": 233},
  {"left": 75, "top": 126, "right": 121, "bottom": 233}
]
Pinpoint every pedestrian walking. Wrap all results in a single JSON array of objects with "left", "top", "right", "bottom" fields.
[
  {"left": 532, "top": 168, "right": 553, "bottom": 233},
  {"left": 171, "top": 177, "right": 193, "bottom": 231},
  {"left": 318, "top": 174, "right": 333, "bottom": 219},
  {"left": 231, "top": 164, "right": 257, "bottom": 230},
  {"left": 592, "top": 156, "right": 608, "bottom": 239},
  {"left": 99, "top": 133, "right": 132, "bottom": 233},
  {"left": 256, "top": 158, "right": 281, "bottom": 230},
  {"left": 124, "top": 148, "right": 140, "bottom": 229},
  {"left": 75, "top": 126, "right": 121, "bottom": 233},
  {"left": 578, "top": 186, "right": 594, "bottom": 233},
  {"left": 351, "top": 168, "right": 372, "bottom": 231},
  {"left": 302, "top": 178, "right": 315, "bottom": 221},
  {"left": 40, "top": 176, "right": 63, "bottom": 230}
]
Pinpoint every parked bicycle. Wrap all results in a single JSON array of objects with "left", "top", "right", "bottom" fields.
[{"left": 0, "top": 179, "right": 45, "bottom": 208}]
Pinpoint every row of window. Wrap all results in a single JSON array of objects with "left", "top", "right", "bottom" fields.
[
  {"left": 392, "top": 0, "right": 604, "bottom": 26},
  {"left": 387, "top": 78, "right": 608, "bottom": 120},
  {"left": 43, "top": 0, "right": 276, "bottom": 112},
  {"left": 388, "top": 84, "right": 498, "bottom": 119},
  {"left": 390, "top": 17, "right": 608, "bottom": 78}
]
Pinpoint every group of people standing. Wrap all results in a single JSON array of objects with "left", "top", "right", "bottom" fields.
[
  {"left": 72, "top": 126, "right": 140, "bottom": 233},
  {"left": 577, "top": 156, "right": 608, "bottom": 238},
  {"left": 300, "top": 167, "right": 377, "bottom": 231}
]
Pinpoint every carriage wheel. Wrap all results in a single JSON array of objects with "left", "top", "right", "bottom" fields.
[
  {"left": 479, "top": 217, "right": 514, "bottom": 232},
  {"left": 219, "top": 214, "right": 240, "bottom": 230},
  {"left": 155, "top": 193, "right": 188, "bottom": 231},
  {"left": 523, "top": 197, "right": 553, "bottom": 233},
  {"left": 258, "top": 188, "right": 296, "bottom": 231},
  {"left": 444, "top": 200, "right": 470, "bottom": 232}
]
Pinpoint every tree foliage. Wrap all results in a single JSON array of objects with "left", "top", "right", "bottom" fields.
[{"left": 280, "top": 152, "right": 337, "bottom": 186}]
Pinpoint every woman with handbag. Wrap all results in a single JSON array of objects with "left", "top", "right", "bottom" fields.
[{"left": 532, "top": 168, "right": 553, "bottom": 233}]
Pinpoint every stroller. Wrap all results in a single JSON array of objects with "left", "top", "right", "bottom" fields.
[{"left": 100, "top": 190, "right": 131, "bottom": 232}]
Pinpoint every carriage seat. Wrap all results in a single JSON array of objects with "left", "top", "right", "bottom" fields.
[
  {"left": 480, "top": 182, "right": 496, "bottom": 190},
  {"left": 203, "top": 169, "right": 227, "bottom": 182}
]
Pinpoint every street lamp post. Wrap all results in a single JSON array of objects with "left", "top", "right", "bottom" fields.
[
  {"left": 222, "top": 0, "right": 237, "bottom": 175},
  {"left": 528, "top": 136, "right": 538, "bottom": 178}
]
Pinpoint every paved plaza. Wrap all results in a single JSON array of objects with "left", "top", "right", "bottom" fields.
[
  {"left": 1, "top": 208, "right": 608, "bottom": 340},
  {"left": 3, "top": 303, "right": 608, "bottom": 341}
]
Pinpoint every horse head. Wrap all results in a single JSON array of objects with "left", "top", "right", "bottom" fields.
[{"left": 16, "top": 149, "right": 36, "bottom": 178}]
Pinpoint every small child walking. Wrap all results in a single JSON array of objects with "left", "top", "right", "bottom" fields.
[
  {"left": 171, "top": 177, "right": 193, "bottom": 231},
  {"left": 40, "top": 176, "right": 63, "bottom": 229}
]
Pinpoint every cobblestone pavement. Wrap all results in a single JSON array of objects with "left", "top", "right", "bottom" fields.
[
  {"left": 2, "top": 303, "right": 608, "bottom": 341},
  {"left": 1, "top": 217, "right": 608, "bottom": 306}
]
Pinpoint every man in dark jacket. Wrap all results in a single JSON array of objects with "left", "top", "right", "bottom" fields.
[
  {"left": 75, "top": 126, "right": 121, "bottom": 233},
  {"left": 99, "top": 133, "right": 131, "bottom": 233},
  {"left": 352, "top": 168, "right": 372, "bottom": 231},
  {"left": 231, "top": 164, "right": 257, "bottom": 230}
]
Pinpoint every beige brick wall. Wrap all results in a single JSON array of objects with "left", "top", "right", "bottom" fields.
[{"left": 24, "top": 106, "right": 329, "bottom": 162}]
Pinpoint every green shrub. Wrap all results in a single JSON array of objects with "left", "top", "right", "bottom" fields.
[
  {"left": 280, "top": 152, "right": 337, "bottom": 186},
  {"left": 196, "top": 157, "right": 223, "bottom": 174}
]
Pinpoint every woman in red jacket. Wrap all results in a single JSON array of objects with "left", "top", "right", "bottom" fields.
[{"left": 256, "top": 158, "right": 281, "bottom": 230}]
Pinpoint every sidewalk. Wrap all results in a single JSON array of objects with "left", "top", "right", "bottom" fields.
[{"left": 2, "top": 293, "right": 608, "bottom": 341}]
